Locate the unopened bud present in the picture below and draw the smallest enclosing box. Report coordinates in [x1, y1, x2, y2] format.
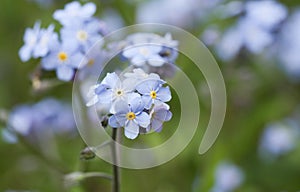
[80, 147, 96, 160]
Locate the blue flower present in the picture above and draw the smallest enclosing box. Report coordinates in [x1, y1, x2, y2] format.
[86, 72, 135, 113]
[212, 162, 244, 192]
[33, 24, 58, 58]
[19, 22, 58, 62]
[122, 44, 165, 67]
[8, 105, 33, 135]
[124, 68, 160, 82]
[148, 104, 172, 132]
[60, 19, 104, 53]
[19, 21, 41, 62]
[7, 99, 76, 137]
[53, 1, 96, 26]
[41, 38, 84, 81]
[108, 95, 150, 139]
[136, 79, 171, 109]
[259, 121, 299, 157]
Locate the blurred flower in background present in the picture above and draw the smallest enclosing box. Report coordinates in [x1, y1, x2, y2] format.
[211, 162, 244, 192]
[259, 120, 300, 158]
[214, 0, 287, 61]
[277, 9, 300, 79]
[4, 98, 76, 143]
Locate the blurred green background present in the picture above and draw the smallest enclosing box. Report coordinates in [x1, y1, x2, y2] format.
[1, 0, 300, 192]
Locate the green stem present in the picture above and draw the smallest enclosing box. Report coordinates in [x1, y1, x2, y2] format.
[111, 128, 120, 192]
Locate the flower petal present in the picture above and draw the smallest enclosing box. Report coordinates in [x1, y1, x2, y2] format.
[124, 120, 139, 139]
[157, 86, 171, 102]
[56, 66, 74, 81]
[136, 112, 150, 128]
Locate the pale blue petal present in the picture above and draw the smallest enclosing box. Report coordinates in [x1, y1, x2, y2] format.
[129, 96, 144, 113]
[102, 72, 119, 88]
[136, 80, 159, 95]
[56, 66, 74, 81]
[151, 119, 163, 132]
[86, 95, 99, 107]
[122, 46, 140, 58]
[157, 86, 171, 102]
[131, 55, 146, 66]
[155, 109, 172, 122]
[148, 45, 162, 53]
[81, 2, 97, 17]
[98, 90, 113, 104]
[148, 55, 165, 66]
[124, 120, 139, 139]
[114, 114, 127, 127]
[109, 115, 122, 128]
[19, 45, 32, 62]
[70, 52, 84, 69]
[136, 112, 150, 128]
[122, 78, 138, 92]
[41, 53, 59, 70]
[142, 95, 153, 109]
[111, 100, 129, 114]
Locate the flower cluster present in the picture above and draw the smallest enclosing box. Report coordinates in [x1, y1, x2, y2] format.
[87, 68, 172, 139]
[106, 33, 178, 78]
[203, 0, 288, 61]
[19, 1, 106, 81]
[4, 98, 75, 142]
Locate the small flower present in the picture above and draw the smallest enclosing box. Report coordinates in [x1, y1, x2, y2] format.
[108, 95, 150, 139]
[122, 44, 165, 67]
[33, 24, 58, 58]
[7, 98, 75, 136]
[8, 105, 33, 135]
[60, 19, 104, 53]
[136, 79, 171, 109]
[147, 104, 172, 132]
[53, 1, 96, 26]
[212, 162, 244, 192]
[41, 39, 84, 81]
[86, 72, 135, 113]
[124, 68, 160, 82]
[19, 21, 41, 62]
[259, 121, 299, 157]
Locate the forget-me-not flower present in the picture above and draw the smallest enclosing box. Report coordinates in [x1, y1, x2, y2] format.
[7, 98, 76, 136]
[86, 72, 135, 113]
[19, 21, 41, 62]
[108, 95, 150, 139]
[41, 38, 84, 81]
[212, 162, 244, 192]
[122, 44, 165, 67]
[259, 121, 299, 157]
[60, 19, 103, 53]
[124, 68, 160, 83]
[215, 0, 287, 61]
[147, 104, 172, 132]
[136, 79, 171, 109]
[33, 24, 58, 58]
[53, 1, 96, 26]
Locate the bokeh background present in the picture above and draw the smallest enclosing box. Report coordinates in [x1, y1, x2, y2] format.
[1, 0, 300, 191]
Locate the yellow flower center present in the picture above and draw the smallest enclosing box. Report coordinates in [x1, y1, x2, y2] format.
[126, 112, 136, 120]
[139, 47, 149, 56]
[88, 59, 95, 66]
[150, 91, 157, 99]
[58, 52, 68, 62]
[116, 90, 123, 96]
[76, 30, 88, 42]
